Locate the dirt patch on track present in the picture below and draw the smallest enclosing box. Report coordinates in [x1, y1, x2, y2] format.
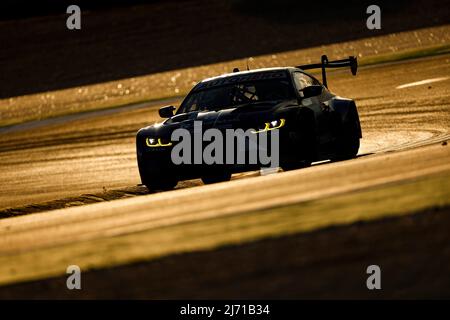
[0, 185, 149, 219]
[0, 172, 260, 218]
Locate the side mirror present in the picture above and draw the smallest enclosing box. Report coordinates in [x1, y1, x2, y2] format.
[300, 85, 323, 98]
[159, 105, 176, 118]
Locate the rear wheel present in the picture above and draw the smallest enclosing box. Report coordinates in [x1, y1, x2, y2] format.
[333, 135, 360, 161]
[332, 106, 361, 161]
[201, 172, 232, 185]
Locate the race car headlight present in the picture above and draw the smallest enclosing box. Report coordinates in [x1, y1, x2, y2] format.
[268, 119, 285, 129]
[252, 118, 285, 133]
[145, 137, 172, 147]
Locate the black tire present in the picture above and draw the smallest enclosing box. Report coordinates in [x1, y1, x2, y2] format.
[281, 109, 315, 171]
[143, 175, 178, 191]
[201, 172, 232, 185]
[332, 102, 361, 161]
[281, 160, 311, 171]
[137, 154, 178, 191]
[333, 135, 360, 161]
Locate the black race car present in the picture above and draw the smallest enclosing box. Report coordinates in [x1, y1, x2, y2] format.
[136, 55, 362, 190]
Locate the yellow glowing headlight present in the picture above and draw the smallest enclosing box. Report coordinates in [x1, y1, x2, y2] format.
[252, 118, 285, 133]
[145, 137, 172, 147]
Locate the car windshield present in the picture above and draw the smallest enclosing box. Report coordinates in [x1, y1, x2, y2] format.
[178, 78, 295, 113]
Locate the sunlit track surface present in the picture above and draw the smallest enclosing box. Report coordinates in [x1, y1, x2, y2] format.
[0, 55, 449, 294]
[0, 142, 449, 292]
[0, 55, 449, 211]
[0, 144, 449, 254]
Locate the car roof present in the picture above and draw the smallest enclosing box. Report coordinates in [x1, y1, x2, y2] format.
[193, 67, 301, 91]
[200, 67, 297, 83]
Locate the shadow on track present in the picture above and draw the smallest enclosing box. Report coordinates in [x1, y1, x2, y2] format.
[1, 0, 449, 98]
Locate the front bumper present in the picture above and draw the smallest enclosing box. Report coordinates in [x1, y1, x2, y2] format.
[136, 124, 309, 181]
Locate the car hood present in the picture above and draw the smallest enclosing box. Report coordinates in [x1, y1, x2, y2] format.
[138, 100, 296, 137]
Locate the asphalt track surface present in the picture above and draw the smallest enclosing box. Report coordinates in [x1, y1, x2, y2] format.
[1, 55, 449, 210]
[0, 55, 449, 298]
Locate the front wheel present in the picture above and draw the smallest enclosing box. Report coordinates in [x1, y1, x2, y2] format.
[140, 170, 178, 191]
[201, 172, 232, 185]
[281, 160, 311, 171]
[281, 110, 315, 172]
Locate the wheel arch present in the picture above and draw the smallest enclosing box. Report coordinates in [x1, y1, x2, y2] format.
[330, 97, 362, 138]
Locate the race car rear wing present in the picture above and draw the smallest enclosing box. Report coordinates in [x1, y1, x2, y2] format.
[297, 55, 357, 88]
